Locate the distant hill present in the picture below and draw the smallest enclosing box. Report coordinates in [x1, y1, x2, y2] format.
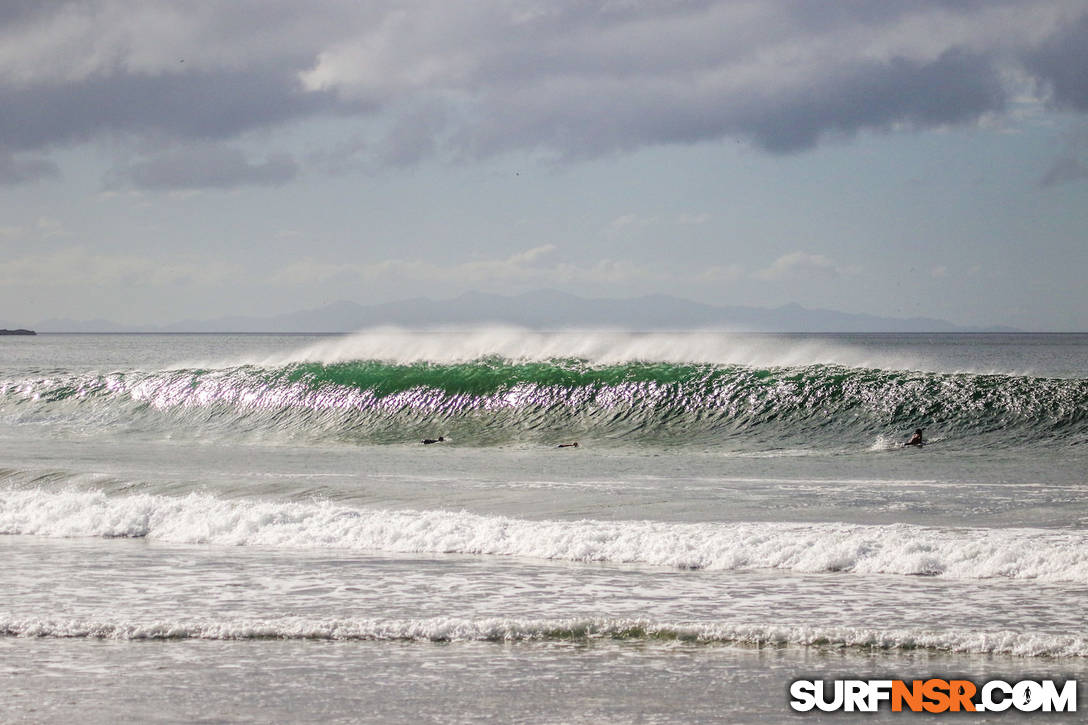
[31, 290, 1017, 333]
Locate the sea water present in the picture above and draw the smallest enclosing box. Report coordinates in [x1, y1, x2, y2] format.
[1, 331, 1086, 723]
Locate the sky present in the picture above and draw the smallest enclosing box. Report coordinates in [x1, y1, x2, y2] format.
[1, 0, 1087, 330]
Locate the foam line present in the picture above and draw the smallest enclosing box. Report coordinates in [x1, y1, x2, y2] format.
[2, 615, 1084, 657]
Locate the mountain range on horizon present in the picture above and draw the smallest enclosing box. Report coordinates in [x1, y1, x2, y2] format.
[13, 290, 1018, 333]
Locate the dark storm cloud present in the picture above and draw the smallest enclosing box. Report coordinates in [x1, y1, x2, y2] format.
[0, 67, 340, 151]
[112, 146, 298, 190]
[738, 49, 1007, 153]
[454, 49, 1006, 158]
[3, 0, 1088, 181]
[1022, 14, 1088, 111]
[0, 0, 53, 25]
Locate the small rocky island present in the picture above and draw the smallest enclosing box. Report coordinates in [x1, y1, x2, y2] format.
[0, 329, 36, 335]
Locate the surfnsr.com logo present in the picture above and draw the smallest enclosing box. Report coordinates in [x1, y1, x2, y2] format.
[789, 679, 1077, 713]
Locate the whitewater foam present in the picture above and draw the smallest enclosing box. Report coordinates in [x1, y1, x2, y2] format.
[2, 615, 1083, 657]
[3, 489, 1087, 583]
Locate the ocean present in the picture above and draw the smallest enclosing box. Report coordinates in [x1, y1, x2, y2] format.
[1, 330, 1086, 723]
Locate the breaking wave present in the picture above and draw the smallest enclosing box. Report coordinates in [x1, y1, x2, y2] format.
[1, 355, 1085, 448]
[3, 489, 1087, 583]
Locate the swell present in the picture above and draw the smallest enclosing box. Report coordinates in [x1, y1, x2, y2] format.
[3, 489, 1087, 583]
[1, 359, 1085, 447]
[2, 616, 1084, 657]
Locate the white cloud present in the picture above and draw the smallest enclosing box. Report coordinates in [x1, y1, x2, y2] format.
[754, 251, 860, 281]
[35, 216, 65, 238]
[267, 258, 349, 286]
[699, 264, 745, 282]
[606, 214, 659, 236]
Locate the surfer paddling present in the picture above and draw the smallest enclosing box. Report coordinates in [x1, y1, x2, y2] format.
[904, 428, 924, 447]
[556, 442, 579, 448]
[421, 436, 445, 444]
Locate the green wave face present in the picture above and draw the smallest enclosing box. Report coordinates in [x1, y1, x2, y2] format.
[284, 358, 698, 396]
[2, 359, 1086, 448]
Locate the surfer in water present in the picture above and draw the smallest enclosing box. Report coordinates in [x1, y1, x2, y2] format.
[422, 436, 445, 444]
[556, 442, 579, 448]
[904, 428, 924, 447]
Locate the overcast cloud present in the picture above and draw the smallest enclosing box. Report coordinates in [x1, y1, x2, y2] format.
[2, 1, 1087, 186]
[1, 1, 1087, 330]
